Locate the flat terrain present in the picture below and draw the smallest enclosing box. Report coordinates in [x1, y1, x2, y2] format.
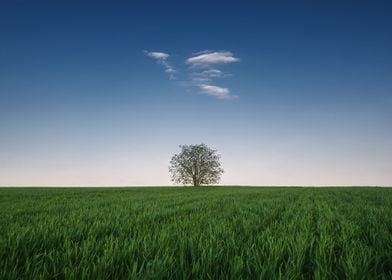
[1, 187, 391, 279]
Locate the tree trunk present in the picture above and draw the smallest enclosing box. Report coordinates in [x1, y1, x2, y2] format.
[193, 175, 197, 186]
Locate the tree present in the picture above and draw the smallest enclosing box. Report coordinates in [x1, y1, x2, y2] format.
[169, 143, 224, 186]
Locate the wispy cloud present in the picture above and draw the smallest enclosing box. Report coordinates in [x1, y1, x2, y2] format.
[144, 50, 239, 99]
[186, 51, 239, 67]
[145, 51, 169, 60]
[190, 68, 231, 82]
[202, 69, 224, 77]
[144, 51, 176, 79]
[186, 51, 239, 99]
[199, 84, 234, 99]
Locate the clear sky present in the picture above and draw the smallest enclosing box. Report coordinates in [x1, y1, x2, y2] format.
[1, 1, 391, 186]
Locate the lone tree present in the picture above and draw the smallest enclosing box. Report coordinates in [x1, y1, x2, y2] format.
[169, 144, 224, 186]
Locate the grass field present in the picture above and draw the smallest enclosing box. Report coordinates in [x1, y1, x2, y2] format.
[1, 187, 391, 279]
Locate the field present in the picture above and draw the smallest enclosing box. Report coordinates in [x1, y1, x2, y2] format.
[1, 187, 391, 279]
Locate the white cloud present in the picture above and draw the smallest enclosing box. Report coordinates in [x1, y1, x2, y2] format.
[186, 51, 239, 99]
[191, 77, 210, 83]
[186, 51, 240, 99]
[144, 50, 240, 99]
[199, 84, 234, 99]
[186, 51, 239, 67]
[191, 50, 213, 55]
[190, 68, 226, 83]
[165, 67, 175, 73]
[145, 51, 169, 60]
[203, 69, 223, 77]
[144, 51, 176, 79]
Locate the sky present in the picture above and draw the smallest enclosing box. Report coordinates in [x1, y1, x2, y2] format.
[0, 0, 391, 186]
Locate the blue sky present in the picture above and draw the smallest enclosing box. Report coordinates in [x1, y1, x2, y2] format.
[1, 0, 391, 186]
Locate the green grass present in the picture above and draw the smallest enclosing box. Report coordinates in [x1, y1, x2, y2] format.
[1, 187, 392, 279]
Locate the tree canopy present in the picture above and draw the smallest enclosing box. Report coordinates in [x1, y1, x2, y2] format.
[169, 144, 224, 186]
